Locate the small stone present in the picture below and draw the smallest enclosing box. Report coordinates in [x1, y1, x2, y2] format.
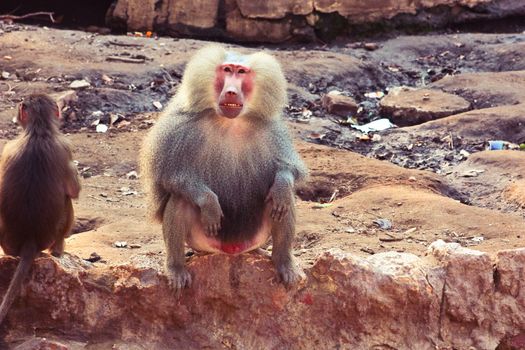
[85, 252, 102, 263]
[1, 71, 10, 79]
[102, 74, 114, 84]
[126, 170, 139, 180]
[69, 79, 91, 89]
[364, 42, 379, 51]
[81, 170, 93, 178]
[360, 247, 375, 254]
[321, 91, 358, 116]
[114, 241, 128, 248]
[53, 90, 78, 111]
[379, 234, 403, 242]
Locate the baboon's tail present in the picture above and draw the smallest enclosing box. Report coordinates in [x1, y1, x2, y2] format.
[0, 240, 37, 325]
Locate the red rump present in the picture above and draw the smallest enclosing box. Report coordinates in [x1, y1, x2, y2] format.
[220, 242, 247, 254]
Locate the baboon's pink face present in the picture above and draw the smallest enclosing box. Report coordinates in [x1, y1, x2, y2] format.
[214, 62, 254, 119]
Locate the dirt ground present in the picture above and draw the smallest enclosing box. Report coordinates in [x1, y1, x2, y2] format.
[0, 22, 524, 272]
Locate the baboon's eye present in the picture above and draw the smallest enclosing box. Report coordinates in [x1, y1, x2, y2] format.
[238, 68, 246, 74]
[224, 66, 232, 73]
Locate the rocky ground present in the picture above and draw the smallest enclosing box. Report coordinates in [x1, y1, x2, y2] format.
[0, 22, 525, 349]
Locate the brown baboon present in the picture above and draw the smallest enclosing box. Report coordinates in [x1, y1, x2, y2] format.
[140, 46, 307, 290]
[0, 94, 80, 325]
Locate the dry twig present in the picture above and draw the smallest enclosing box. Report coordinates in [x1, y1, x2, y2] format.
[108, 40, 144, 48]
[0, 11, 56, 23]
[106, 56, 145, 64]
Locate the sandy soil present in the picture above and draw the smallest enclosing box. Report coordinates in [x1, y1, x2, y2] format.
[0, 23, 524, 272]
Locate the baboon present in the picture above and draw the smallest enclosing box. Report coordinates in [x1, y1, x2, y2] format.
[0, 94, 80, 325]
[140, 46, 307, 290]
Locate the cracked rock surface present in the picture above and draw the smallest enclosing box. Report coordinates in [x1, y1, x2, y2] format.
[2, 241, 525, 349]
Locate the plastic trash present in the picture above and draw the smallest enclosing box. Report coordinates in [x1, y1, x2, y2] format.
[488, 140, 504, 150]
[351, 118, 396, 133]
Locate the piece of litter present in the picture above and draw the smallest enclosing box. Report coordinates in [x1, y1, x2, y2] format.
[373, 218, 392, 230]
[460, 169, 485, 178]
[302, 108, 313, 118]
[110, 113, 123, 126]
[364, 91, 384, 99]
[351, 118, 396, 133]
[459, 150, 470, 158]
[312, 203, 333, 209]
[122, 190, 138, 196]
[471, 236, 484, 243]
[96, 124, 108, 133]
[91, 111, 104, 118]
[153, 101, 163, 110]
[488, 140, 504, 150]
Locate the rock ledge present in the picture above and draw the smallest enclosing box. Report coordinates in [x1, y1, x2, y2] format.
[1, 240, 525, 349]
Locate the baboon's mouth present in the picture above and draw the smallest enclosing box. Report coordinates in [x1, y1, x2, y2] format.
[219, 101, 244, 118]
[220, 103, 243, 108]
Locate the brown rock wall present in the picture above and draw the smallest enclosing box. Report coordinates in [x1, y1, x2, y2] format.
[107, 0, 525, 42]
[3, 242, 525, 348]
[236, 0, 314, 19]
[314, 0, 491, 19]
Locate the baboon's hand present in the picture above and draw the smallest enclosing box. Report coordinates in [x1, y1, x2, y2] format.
[266, 178, 293, 222]
[276, 261, 305, 286]
[198, 191, 224, 237]
[166, 265, 192, 293]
